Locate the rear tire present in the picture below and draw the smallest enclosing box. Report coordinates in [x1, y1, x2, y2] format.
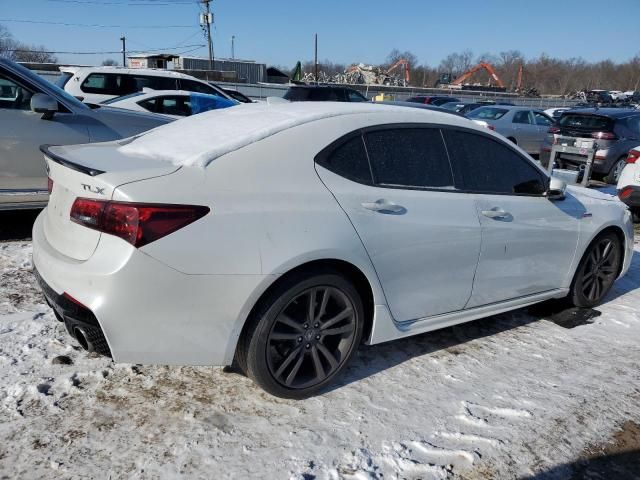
[603, 158, 626, 184]
[237, 268, 364, 399]
[568, 232, 622, 308]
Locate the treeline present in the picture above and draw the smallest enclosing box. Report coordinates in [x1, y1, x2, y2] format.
[297, 49, 640, 95]
[0, 25, 57, 63]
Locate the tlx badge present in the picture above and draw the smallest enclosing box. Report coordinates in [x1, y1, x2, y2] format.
[81, 184, 105, 195]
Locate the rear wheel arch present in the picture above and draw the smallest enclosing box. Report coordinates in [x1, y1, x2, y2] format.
[235, 259, 375, 366]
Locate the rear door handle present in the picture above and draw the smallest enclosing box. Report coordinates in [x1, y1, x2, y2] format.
[362, 199, 405, 214]
[481, 207, 511, 219]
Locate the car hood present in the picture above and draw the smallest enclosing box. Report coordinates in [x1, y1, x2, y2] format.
[567, 185, 618, 203]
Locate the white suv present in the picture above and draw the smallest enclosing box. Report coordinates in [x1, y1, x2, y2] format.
[57, 66, 231, 104]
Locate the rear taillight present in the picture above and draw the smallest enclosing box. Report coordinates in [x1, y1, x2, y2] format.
[619, 187, 633, 200]
[547, 126, 561, 134]
[626, 149, 640, 164]
[47, 177, 53, 194]
[70, 198, 209, 248]
[590, 131, 617, 140]
[486, 124, 495, 131]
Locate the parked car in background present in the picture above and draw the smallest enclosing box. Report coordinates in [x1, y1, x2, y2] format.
[540, 108, 640, 184]
[544, 107, 572, 120]
[33, 102, 633, 399]
[405, 95, 460, 106]
[380, 101, 464, 116]
[617, 146, 640, 220]
[102, 90, 238, 118]
[57, 66, 233, 104]
[467, 105, 555, 154]
[221, 88, 254, 103]
[283, 85, 368, 102]
[609, 91, 628, 102]
[0, 58, 172, 211]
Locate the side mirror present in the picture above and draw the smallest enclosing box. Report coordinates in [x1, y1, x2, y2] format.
[547, 176, 567, 201]
[31, 93, 58, 120]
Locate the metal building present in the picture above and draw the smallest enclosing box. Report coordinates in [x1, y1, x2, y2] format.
[175, 57, 267, 84]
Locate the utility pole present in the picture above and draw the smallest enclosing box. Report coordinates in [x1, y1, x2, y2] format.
[231, 35, 235, 59]
[314, 33, 318, 83]
[120, 36, 126, 67]
[200, 0, 214, 71]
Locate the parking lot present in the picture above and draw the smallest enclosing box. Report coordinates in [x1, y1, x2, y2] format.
[1, 212, 639, 479]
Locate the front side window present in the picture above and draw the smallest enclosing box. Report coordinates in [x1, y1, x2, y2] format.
[365, 128, 454, 189]
[443, 129, 546, 195]
[316, 135, 372, 184]
[0, 73, 36, 110]
[468, 107, 508, 120]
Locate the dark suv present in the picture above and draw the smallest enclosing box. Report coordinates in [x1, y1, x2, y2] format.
[406, 95, 461, 106]
[283, 85, 368, 102]
[539, 108, 640, 184]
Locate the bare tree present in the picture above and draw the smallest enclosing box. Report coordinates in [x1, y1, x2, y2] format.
[0, 24, 57, 63]
[102, 58, 118, 66]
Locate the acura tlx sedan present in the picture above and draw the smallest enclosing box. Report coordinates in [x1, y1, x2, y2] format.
[33, 102, 634, 398]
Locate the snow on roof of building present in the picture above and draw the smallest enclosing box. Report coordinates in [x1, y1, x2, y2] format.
[116, 101, 455, 168]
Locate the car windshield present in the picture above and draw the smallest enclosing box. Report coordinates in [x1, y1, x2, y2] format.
[468, 107, 508, 120]
[7, 62, 90, 110]
[102, 92, 146, 105]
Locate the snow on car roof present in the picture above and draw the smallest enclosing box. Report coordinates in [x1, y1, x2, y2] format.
[117, 101, 460, 168]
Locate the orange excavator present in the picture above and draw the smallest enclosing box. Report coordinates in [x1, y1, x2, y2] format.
[450, 62, 506, 90]
[386, 58, 411, 85]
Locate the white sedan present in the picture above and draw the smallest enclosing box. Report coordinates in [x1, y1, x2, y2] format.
[33, 102, 634, 398]
[102, 89, 238, 118]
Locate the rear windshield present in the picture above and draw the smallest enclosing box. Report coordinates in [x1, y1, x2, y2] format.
[468, 107, 508, 120]
[284, 88, 340, 101]
[559, 114, 614, 131]
[55, 72, 73, 89]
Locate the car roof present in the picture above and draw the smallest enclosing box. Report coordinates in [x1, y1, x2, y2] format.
[288, 84, 352, 90]
[58, 65, 204, 80]
[380, 101, 464, 116]
[116, 101, 477, 168]
[565, 107, 640, 118]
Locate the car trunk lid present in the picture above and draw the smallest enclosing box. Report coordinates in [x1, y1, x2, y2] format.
[41, 143, 180, 260]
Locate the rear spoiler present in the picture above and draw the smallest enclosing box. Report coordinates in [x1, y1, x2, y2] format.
[40, 144, 105, 177]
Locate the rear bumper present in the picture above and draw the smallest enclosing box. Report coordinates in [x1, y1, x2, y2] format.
[32, 210, 274, 366]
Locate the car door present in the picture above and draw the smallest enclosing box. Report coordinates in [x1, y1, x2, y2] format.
[315, 126, 481, 322]
[442, 128, 582, 307]
[511, 110, 538, 152]
[533, 111, 555, 150]
[0, 68, 91, 207]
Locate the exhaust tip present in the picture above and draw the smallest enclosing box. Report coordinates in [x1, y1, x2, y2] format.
[73, 326, 94, 352]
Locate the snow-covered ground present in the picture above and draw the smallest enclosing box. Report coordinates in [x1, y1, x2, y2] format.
[1, 237, 639, 479]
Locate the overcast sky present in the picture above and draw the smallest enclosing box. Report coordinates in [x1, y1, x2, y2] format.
[2, 0, 639, 68]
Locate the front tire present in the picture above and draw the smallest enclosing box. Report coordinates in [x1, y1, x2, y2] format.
[569, 232, 622, 308]
[237, 269, 364, 399]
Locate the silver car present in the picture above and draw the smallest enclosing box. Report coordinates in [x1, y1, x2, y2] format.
[0, 58, 172, 211]
[467, 105, 555, 155]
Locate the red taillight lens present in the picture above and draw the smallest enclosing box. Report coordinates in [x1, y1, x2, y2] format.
[626, 149, 640, 164]
[70, 198, 209, 248]
[590, 131, 617, 140]
[619, 187, 633, 200]
[47, 177, 53, 194]
[547, 126, 561, 134]
[486, 124, 495, 131]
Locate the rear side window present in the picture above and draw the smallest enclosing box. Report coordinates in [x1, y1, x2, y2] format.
[347, 89, 367, 102]
[133, 76, 178, 91]
[512, 110, 532, 124]
[308, 89, 340, 101]
[317, 135, 372, 184]
[534, 112, 554, 126]
[81, 73, 122, 95]
[365, 128, 454, 189]
[180, 79, 216, 94]
[283, 88, 309, 101]
[443, 129, 546, 195]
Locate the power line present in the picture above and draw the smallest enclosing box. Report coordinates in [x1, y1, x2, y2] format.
[46, 0, 196, 4]
[4, 44, 205, 55]
[0, 18, 194, 29]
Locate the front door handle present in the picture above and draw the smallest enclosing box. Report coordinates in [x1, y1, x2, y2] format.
[481, 207, 511, 219]
[362, 199, 405, 214]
